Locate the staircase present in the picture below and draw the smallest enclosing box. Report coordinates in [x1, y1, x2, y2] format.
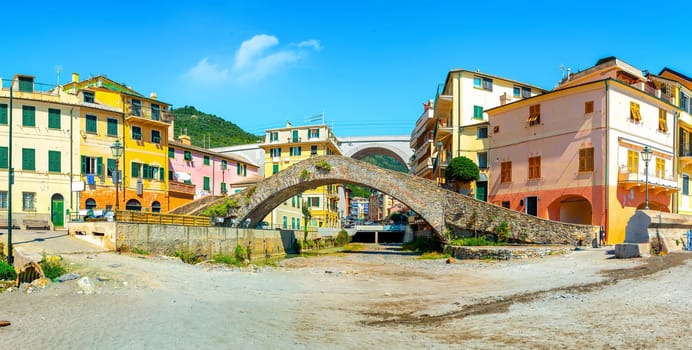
[168, 195, 225, 216]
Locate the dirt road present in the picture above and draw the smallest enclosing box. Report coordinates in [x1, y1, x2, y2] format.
[1, 244, 690, 349]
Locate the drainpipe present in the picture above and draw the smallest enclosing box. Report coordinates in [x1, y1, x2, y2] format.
[672, 111, 679, 213]
[457, 72, 462, 157]
[70, 108, 74, 212]
[604, 80, 610, 241]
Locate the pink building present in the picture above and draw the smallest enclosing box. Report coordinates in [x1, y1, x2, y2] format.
[486, 57, 678, 244]
[168, 136, 261, 200]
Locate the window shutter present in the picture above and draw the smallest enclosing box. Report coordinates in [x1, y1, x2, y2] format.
[0, 147, 7, 169]
[316, 197, 320, 207]
[132, 162, 140, 177]
[159, 167, 165, 180]
[243, 165, 247, 176]
[142, 164, 150, 179]
[81, 156, 87, 174]
[95, 157, 103, 175]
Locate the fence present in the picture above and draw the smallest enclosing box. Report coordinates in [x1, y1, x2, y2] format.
[116, 211, 211, 226]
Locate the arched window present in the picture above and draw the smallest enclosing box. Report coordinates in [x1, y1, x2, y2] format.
[85, 198, 97, 209]
[125, 199, 142, 211]
[151, 201, 161, 213]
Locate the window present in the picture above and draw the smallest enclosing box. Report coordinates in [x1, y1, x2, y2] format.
[22, 192, 35, 211]
[528, 156, 541, 179]
[203, 176, 210, 191]
[528, 104, 540, 126]
[473, 105, 483, 119]
[107, 118, 118, 136]
[292, 130, 299, 142]
[48, 108, 61, 129]
[501, 201, 510, 209]
[482, 77, 493, 91]
[0, 104, 7, 124]
[107, 158, 118, 180]
[684, 174, 690, 196]
[309, 128, 320, 139]
[22, 148, 35, 171]
[308, 197, 320, 207]
[655, 158, 665, 178]
[292, 196, 296, 207]
[585, 101, 594, 114]
[311, 145, 318, 155]
[168, 170, 173, 181]
[579, 148, 594, 172]
[85, 114, 97, 133]
[83, 91, 95, 104]
[151, 130, 161, 144]
[521, 87, 531, 98]
[627, 150, 639, 174]
[270, 148, 281, 158]
[237, 163, 247, 176]
[152, 201, 161, 213]
[220, 182, 227, 193]
[151, 104, 160, 120]
[132, 126, 142, 140]
[290, 146, 301, 156]
[270, 132, 279, 142]
[184, 150, 192, 160]
[658, 109, 668, 132]
[473, 76, 482, 88]
[477, 152, 488, 169]
[82, 156, 103, 175]
[203, 155, 210, 165]
[48, 150, 61, 172]
[140, 164, 164, 180]
[477, 126, 488, 139]
[131, 162, 141, 177]
[131, 99, 142, 116]
[513, 86, 521, 98]
[166, 147, 174, 159]
[22, 106, 36, 127]
[221, 160, 227, 169]
[630, 101, 641, 122]
[85, 198, 97, 209]
[682, 93, 689, 113]
[0, 191, 7, 209]
[272, 164, 279, 174]
[0, 146, 7, 169]
[501, 161, 512, 183]
[18, 77, 33, 92]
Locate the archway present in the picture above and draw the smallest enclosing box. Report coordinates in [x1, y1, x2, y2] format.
[126, 199, 142, 211]
[151, 201, 161, 213]
[51, 194, 64, 227]
[85, 198, 97, 210]
[547, 195, 592, 225]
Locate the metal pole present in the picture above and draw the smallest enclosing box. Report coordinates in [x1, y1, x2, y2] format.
[115, 159, 119, 211]
[7, 82, 13, 264]
[644, 160, 649, 210]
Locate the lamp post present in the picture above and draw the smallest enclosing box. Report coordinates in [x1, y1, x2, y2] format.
[110, 140, 124, 211]
[641, 145, 653, 210]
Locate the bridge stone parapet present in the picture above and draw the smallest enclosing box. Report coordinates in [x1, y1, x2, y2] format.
[190, 156, 597, 244]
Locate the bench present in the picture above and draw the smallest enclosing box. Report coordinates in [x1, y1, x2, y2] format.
[24, 219, 51, 230]
[0, 218, 19, 229]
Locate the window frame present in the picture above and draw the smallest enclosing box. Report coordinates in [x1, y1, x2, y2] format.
[85, 114, 98, 133]
[48, 150, 61, 172]
[627, 150, 639, 174]
[579, 147, 594, 172]
[22, 148, 36, 171]
[528, 156, 541, 179]
[0, 103, 7, 125]
[477, 152, 488, 169]
[131, 126, 142, 141]
[658, 108, 668, 132]
[528, 104, 541, 126]
[473, 105, 483, 119]
[22, 105, 36, 127]
[83, 91, 95, 104]
[151, 130, 161, 144]
[107, 118, 118, 137]
[630, 101, 642, 122]
[477, 126, 488, 139]
[585, 101, 594, 114]
[500, 161, 512, 183]
[48, 108, 61, 129]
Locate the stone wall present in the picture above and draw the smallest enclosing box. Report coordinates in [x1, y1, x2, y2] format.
[445, 245, 573, 260]
[622, 210, 692, 256]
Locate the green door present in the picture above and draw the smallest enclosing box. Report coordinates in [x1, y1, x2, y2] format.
[475, 181, 488, 202]
[51, 195, 64, 227]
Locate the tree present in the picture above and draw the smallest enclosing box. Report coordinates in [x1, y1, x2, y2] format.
[302, 201, 312, 241]
[445, 156, 480, 183]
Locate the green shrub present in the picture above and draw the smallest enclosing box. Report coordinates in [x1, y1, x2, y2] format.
[300, 169, 310, 180]
[40, 258, 66, 280]
[335, 230, 350, 246]
[132, 247, 149, 255]
[402, 236, 441, 253]
[496, 221, 510, 242]
[175, 250, 201, 264]
[0, 259, 16, 280]
[234, 244, 247, 261]
[448, 236, 498, 246]
[213, 254, 240, 266]
[315, 160, 332, 171]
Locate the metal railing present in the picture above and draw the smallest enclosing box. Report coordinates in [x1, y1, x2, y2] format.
[125, 103, 172, 123]
[116, 211, 211, 226]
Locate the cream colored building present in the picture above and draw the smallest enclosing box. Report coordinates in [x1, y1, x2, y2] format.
[259, 122, 343, 230]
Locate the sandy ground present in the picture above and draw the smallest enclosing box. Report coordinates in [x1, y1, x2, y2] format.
[1, 242, 691, 349]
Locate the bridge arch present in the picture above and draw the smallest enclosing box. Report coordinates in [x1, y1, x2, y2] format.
[228, 155, 445, 235]
[337, 136, 412, 170]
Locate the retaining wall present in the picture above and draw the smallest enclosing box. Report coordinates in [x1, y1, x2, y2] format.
[444, 245, 574, 260]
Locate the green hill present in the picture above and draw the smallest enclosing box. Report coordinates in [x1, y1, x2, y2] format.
[170, 106, 261, 148]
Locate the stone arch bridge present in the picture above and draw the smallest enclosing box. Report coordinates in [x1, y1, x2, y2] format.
[190, 156, 595, 244]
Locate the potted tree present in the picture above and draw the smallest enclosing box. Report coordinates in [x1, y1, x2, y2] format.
[444, 156, 480, 194]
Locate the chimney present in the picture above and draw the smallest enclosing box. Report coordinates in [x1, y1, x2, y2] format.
[178, 135, 192, 145]
[72, 72, 79, 83]
[150, 92, 157, 99]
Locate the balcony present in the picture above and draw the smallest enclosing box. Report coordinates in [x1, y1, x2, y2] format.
[125, 103, 172, 127]
[617, 166, 678, 194]
[169, 181, 196, 195]
[680, 144, 692, 169]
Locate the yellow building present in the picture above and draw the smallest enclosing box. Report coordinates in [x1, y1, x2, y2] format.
[0, 75, 80, 228]
[62, 74, 173, 212]
[259, 122, 342, 230]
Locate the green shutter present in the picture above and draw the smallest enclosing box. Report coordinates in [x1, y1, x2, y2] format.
[272, 164, 279, 174]
[474, 105, 483, 119]
[22, 148, 35, 171]
[315, 197, 320, 207]
[18, 77, 33, 92]
[48, 151, 61, 172]
[86, 115, 97, 132]
[168, 170, 173, 180]
[168, 147, 175, 158]
[292, 197, 295, 207]
[142, 164, 150, 179]
[22, 106, 35, 127]
[0, 104, 8, 124]
[48, 108, 61, 129]
[96, 157, 103, 175]
[220, 182, 227, 193]
[107, 119, 118, 136]
[0, 147, 7, 168]
[243, 165, 247, 176]
[292, 130, 299, 142]
[203, 177, 210, 190]
[107, 158, 116, 176]
[81, 156, 87, 174]
[159, 166, 165, 180]
[237, 163, 241, 175]
[316, 129, 320, 137]
[132, 162, 140, 177]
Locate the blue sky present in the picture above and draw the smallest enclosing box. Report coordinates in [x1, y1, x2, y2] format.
[3, 1, 692, 137]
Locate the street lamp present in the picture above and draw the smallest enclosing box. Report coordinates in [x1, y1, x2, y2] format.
[110, 140, 124, 211]
[641, 145, 653, 210]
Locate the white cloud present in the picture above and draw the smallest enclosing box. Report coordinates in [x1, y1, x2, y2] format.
[182, 58, 228, 85]
[233, 34, 280, 71]
[182, 34, 321, 85]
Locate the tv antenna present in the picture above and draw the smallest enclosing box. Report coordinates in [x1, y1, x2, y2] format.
[56, 65, 62, 86]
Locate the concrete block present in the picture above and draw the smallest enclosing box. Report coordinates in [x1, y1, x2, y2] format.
[615, 243, 647, 258]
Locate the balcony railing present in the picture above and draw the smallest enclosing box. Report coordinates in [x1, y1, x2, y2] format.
[617, 166, 678, 191]
[126, 103, 172, 123]
[169, 181, 196, 195]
